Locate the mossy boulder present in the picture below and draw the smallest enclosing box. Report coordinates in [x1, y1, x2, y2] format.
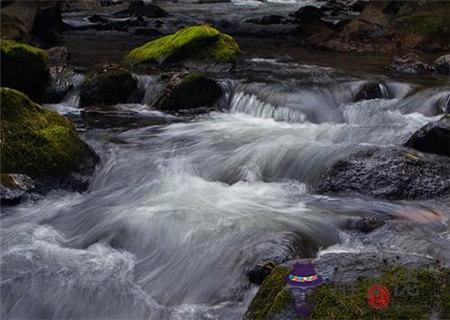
[0, 40, 49, 98]
[80, 64, 138, 107]
[245, 266, 292, 320]
[245, 262, 449, 320]
[0, 88, 98, 189]
[124, 25, 240, 71]
[308, 267, 449, 319]
[153, 72, 223, 111]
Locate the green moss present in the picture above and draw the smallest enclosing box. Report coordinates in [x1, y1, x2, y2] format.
[0, 40, 49, 98]
[245, 266, 292, 320]
[245, 266, 449, 320]
[0, 87, 90, 178]
[307, 267, 449, 320]
[124, 25, 239, 68]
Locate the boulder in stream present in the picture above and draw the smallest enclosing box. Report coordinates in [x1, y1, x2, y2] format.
[80, 64, 138, 107]
[315, 146, 450, 200]
[1, 40, 49, 98]
[153, 72, 224, 112]
[0, 88, 99, 193]
[387, 54, 435, 75]
[124, 25, 240, 71]
[128, 1, 170, 18]
[405, 115, 450, 157]
[244, 252, 449, 320]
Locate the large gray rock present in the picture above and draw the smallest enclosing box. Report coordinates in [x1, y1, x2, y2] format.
[315, 146, 450, 200]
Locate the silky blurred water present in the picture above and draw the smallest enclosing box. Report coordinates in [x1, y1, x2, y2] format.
[1, 58, 449, 320]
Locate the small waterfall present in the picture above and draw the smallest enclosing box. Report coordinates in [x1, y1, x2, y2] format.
[135, 74, 166, 106]
[230, 91, 307, 122]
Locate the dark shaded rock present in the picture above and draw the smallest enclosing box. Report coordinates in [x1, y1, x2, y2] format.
[247, 262, 276, 285]
[133, 27, 162, 37]
[405, 115, 450, 157]
[0, 174, 35, 206]
[46, 46, 70, 65]
[354, 82, 385, 101]
[246, 15, 285, 25]
[388, 54, 435, 74]
[341, 216, 385, 233]
[434, 54, 450, 75]
[128, 1, 169, 18]
[81, 109, 178, 129]
[0, 88, 99, 193]
[45, 65, 77, 103]
[87, 14, 107, 23]
[290, 6, 322, 23]
[80, 64, 138, 107]
[153, 72, 223, 112]
[315, 146, 450, 200]
[0, 40, 49, 99]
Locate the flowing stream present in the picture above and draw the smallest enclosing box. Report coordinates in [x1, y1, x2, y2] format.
[2, 42, 450, 319]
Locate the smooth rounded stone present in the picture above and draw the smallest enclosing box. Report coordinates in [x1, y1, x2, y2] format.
[1, 88, 99, 192]
[247, 262, 276, 285]
[341, 216, 385, 233]
[153, 72, 224, 112]
[290, 6, 322, 23]
[0, 40, 49, 98]
[315, 146, 450, 200]
[128, 1, 170, 18]
[405, 115, 450, 157]
[434, 54, 450, 75]
[388, 54, 435, 74]
[353, 82, 385, 101]
[0, 174, 35, 206]
[80, 64, 138, 107]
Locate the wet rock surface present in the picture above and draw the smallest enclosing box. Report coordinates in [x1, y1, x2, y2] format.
[315, 146, 450, 200]
[434, 54, 450, 75]
[80, 63, 138, 107]
[0, 174, 36, 206]
[153, 72, 224, 112]
[388, 54, 435, 75]
[405, 115, 450, 157]
[341, 216, 385, 234]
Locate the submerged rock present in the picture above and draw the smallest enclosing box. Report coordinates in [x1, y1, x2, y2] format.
[0, 40, 49, 98]
[388, 54, 435, 74]
[153, 72, 224, 112]
[405, 115, 450, 157]
[315, 147, 450, 200]
[124, 25, 240, 71]
[246, 15, 285, 25]
[341, 216, 385, 233]
[80, 64, 138, 107]
[0, 174, 35, 206]
[434, 54, 450, 75]
[0, 88, 98, 192]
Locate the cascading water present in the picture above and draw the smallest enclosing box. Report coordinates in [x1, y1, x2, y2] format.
[1, 57, 449, 320]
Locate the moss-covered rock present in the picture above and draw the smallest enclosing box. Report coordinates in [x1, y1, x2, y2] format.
[124, 25, 239, 71]
[80, 64, 138, 107]
[308, 267, 449, 319]
[153, 72, 223, 111]
[0, 87, 98, 186]
[245, 265, 449, 320]
[245, 266, 292, 320]
[0, 40, 49, 98]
